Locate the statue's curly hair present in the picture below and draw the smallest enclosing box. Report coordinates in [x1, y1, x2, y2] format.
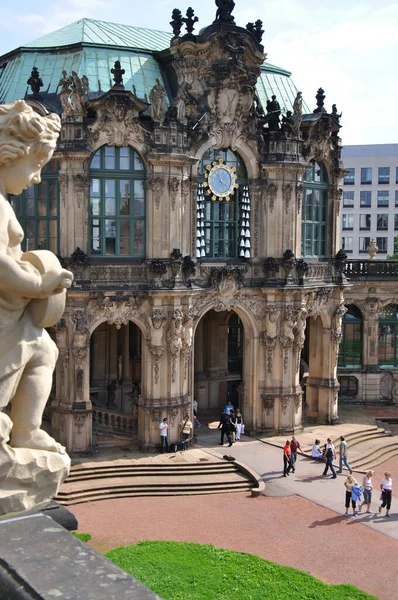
[0, 100, 61, 167]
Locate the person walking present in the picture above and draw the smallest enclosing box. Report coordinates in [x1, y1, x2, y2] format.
[159, 417, 169, 453]
[323, 437, 337, 479]
[218, 410, 233, 446]
[224, 401, 234, 415]
[290, 435, 303, 473]
[229, 411, 237, 442]
[379, 472, 393, 517]
[359, 470, 374, 513]
[283, 440, 293, 477]
[338, 436, 352, 473]
[344, 472, 358, 516]
[235, 409, 244, 440]
[180, 414, 192, 451]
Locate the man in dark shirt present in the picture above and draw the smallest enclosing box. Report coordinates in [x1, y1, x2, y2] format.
[290, 435, 303, 473]
[218, 410, 233, 446]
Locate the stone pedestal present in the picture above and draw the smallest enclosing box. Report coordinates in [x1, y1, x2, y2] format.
[0, 413, 70, 516]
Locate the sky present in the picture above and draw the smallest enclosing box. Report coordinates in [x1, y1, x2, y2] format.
[0, 0, 397, 145]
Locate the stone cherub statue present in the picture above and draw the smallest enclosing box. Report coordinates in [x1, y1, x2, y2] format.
[0, 100, 73, 514]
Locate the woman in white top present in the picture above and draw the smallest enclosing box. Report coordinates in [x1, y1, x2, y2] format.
[379, 472, 393, 517]
[312, 439, 323, 459]
[359, 470, 374, 513]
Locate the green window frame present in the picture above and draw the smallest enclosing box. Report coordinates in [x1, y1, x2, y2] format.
[379, 304, 398, 368]
[89, 146, 146, 257]
[302, 162, 328, 257]
[338, 376, 358, 398]
[197, 148, 248, 259]
[338, 305, 362, 368]
[9, 159, 60, 254]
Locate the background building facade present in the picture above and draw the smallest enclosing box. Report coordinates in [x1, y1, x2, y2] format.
[341, 144, 398, 259]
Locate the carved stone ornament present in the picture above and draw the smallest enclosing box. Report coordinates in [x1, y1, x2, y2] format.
[58, 70, 89, 118]
[259, 331, 277, 374]
[261, 394, 274, 415]
[306, 289, 332, 318]
[166, 309, 184, 382]
[283, 183, 293, 214]
[86, 93, 148, 150]
[296, 183, 303, 214]
[211, 266, 247, 311]
[181, 178, 190, 206]
[280, 396, 289, 416]
[266, 182, 277, 213]
[73, 413, 86, 434]
[294, 394, 302, 414]
[147, 176, 164, 210]
[169, 177, 180, 211]
[170, 28, 264, 152]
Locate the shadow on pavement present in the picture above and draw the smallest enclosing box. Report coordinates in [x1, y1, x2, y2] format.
[309, 514, 347, 527]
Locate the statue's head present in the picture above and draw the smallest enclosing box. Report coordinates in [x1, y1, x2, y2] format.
[0, 100, 61, 194]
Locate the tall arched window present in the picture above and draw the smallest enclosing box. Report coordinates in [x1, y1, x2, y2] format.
[302, 161, 328, 257]
[338, 305, 362, 367]
[89, 146, 145, 257]
[379, 304, 398, 368]
[9, 159, 60, 254]
[196, 148, 249, 258]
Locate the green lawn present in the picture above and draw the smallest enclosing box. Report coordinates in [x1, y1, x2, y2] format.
[105, 541, 377, 600]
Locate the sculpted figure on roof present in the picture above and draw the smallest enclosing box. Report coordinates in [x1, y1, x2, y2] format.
[149, 78, 167, 124]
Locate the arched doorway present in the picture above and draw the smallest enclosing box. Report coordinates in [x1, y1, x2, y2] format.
[194, 309, 243, 421]
[90, 321, 142, 444]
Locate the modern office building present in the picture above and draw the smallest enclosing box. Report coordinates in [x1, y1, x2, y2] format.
[341, 144, 398, 259]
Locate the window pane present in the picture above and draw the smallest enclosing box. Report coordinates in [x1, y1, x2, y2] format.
[134, 220, 145, 255]
[343, 168, 355, 184]
[90, 150, 101, 169]
[378, 166, 390, 184]
[120, 219, 130, 255]
[48, 180, 58, 216]
[104, 147, 116, 170]
[105, 219, 116, 255]
[361, 167, 372, 184]
[25, 220, 35, 251]
[119, 180, 130, 215]
[37, 220, 47, 249]
[38, 182, 47, 216]
[133, 153, 144, 170]
[360, 191, 371, 207]
[343, 191, 354, 207]
[119, 147, 130, 170]
[105, 180, 116, 215]
[90, 219, 101, 255]
[25, 187, 35, 216]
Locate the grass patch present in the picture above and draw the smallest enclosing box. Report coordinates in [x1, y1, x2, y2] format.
[106, 541, 377, 600]
[72, 532, 92, 542]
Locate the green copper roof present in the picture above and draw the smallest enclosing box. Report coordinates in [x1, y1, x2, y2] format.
[24, 18, 172, 52]
[0, 17, 305, 112]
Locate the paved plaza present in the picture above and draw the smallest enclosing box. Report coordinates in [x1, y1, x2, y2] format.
[71, 409, 398, 600]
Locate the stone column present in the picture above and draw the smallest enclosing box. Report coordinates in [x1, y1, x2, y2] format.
[361, 297, 381, 402]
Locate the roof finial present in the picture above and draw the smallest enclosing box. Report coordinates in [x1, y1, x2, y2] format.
[170, 8, 183, 37]
[313, 87, 326, 113]
[27, 67, 43, 97]
[111, 60, 125, 88]
[214, 0, 235, 24]
[182, 7, 198, 35]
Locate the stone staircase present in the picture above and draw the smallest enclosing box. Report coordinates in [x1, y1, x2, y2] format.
[57, 460, 258, 506]
[303, 425, 398, 472]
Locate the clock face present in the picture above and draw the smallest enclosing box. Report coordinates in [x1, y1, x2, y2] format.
[204, 160, 238, 201]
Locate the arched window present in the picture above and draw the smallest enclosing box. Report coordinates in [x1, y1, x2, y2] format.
[379, 304, 398, 368]
[9, 159, 59, 254]
[89, 146, 145, 257]
[338, 305, 362, 367]
[196, 148, 250, 258]
[302, 162, 328, 257]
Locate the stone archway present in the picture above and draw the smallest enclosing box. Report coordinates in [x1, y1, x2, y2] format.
[89, 320, 143, 446]
[192, 300, 258, 429]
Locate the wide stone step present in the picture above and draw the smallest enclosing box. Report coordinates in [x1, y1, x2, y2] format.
[57, 457, 260, 505]
[350, 443, 398, 470]
[59, 484, 254, 506]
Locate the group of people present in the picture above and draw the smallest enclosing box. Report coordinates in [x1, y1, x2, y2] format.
[311, 435, 352, 478]
[283, 436, 304, 476]
[343, 470, 393, 518]
[218, 402, 244, 447]
[158, 414, 192, 453]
